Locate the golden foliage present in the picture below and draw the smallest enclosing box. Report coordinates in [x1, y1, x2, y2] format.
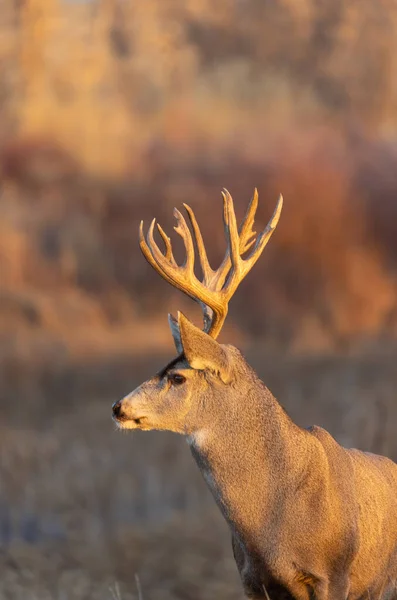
[0, 0, 396, 352]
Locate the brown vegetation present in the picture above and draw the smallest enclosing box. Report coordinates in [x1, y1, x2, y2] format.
[1, 0, 397, 355]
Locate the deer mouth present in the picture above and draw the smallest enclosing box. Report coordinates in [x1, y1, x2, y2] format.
[112, 399, 150, 429]
[114, 415, 148, 430]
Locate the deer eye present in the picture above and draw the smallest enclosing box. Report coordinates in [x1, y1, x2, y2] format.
[168, 373, 186, 385]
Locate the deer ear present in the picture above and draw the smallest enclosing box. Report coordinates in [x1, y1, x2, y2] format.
[176, 312, 230, 383]
[168, 313, 184, 354]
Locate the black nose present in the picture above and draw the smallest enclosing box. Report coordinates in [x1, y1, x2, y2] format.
[112, 400, 122, 418]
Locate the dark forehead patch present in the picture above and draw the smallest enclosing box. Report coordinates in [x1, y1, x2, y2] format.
[157, 353, 187, 378]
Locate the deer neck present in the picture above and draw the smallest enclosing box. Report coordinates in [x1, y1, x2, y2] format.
[187, 382, 309, 541]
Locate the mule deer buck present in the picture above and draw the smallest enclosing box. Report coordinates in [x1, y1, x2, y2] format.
[112, 189, 397, 599]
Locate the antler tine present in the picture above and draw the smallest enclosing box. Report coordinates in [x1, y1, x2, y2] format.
[222, 189, 241, 277]
[241, 193, 283, 276]
[173, 208, 195, 273]
[239, 187, 258, 253]
[183, 203, 215, 284]
[139, 220, 174, 285]
[156, 223, 176, 265]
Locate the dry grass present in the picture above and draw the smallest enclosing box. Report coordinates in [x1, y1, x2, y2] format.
[1, 348, 396, 599]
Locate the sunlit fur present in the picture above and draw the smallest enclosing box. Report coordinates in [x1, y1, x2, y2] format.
[114, 317, 397, 600]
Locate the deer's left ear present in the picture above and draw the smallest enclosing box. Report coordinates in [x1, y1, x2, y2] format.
[169, 312, 230, 383]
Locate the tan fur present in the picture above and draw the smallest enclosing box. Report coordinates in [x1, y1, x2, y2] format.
[113, 321, 397, 600]
[112, 190, 397, 599]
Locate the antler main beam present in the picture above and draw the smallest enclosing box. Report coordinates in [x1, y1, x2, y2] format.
[139, 189, 283, 339]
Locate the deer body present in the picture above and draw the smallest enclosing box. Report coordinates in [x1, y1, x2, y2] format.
[189, 375, 357, 599]
[188, 357, 397, 599]
[112, 190, 397, 599]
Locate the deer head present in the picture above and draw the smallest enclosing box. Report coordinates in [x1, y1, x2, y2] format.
[112, 189, 282, 433]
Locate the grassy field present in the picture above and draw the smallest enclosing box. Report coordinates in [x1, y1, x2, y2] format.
[1, 346, 396, 599]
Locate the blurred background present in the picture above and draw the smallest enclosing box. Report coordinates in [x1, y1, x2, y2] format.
[0, 0, 397, 598]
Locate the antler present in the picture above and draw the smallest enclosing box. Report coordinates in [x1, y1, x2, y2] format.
[139, 189, 283, 339]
